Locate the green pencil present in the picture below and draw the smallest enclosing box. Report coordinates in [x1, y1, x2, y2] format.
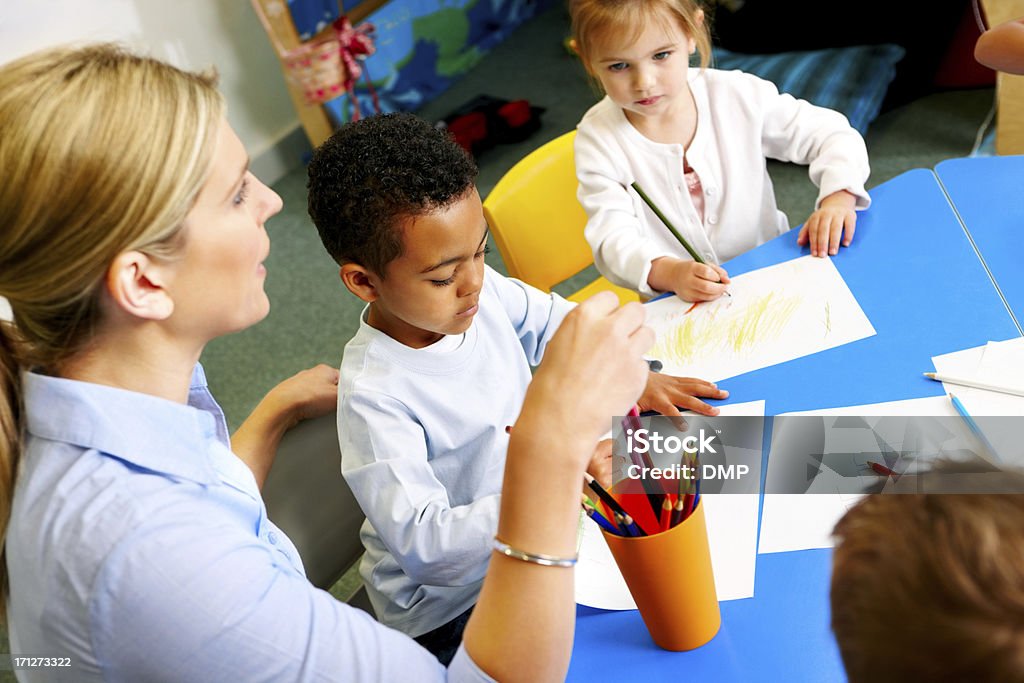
[631, 181, 704, 263]
[631, 181, 731, 297]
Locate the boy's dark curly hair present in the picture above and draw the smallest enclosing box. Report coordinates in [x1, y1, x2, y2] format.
[307, 112, 478, 276]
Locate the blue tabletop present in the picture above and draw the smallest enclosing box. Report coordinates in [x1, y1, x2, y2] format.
[717, 168, 1019, 416]
[935, 155, 1024, 333]
[566, 168, 1019, 682]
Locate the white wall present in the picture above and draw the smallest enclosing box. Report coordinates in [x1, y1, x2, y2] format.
[0, 1, 310, 321]
[0, 0, 302, 179]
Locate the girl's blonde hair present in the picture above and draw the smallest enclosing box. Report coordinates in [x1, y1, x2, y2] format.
[0, 43, 223, 616]
[569, 0, 713, 73]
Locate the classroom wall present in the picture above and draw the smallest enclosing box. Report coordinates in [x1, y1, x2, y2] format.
[0, 0, 304, 183]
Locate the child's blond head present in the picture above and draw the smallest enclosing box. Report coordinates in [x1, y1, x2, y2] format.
[569, 0, 712, 75]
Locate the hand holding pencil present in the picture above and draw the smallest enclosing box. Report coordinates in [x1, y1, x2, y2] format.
[516, 290, 651, 459]
[631, 181, 730, 301]
[480, 291, 655, 682]
[649, 256, 731, 302]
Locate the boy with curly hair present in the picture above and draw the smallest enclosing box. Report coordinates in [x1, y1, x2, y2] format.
[307, 113, 727, 663]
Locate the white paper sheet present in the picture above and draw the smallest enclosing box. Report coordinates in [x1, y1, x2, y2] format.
[575, 401, 764, 608]
[644, 256, 875, 382]
[932, 337, 1024, 467]
[932, 338, 1024, 416]
[758, 396, 959, 554]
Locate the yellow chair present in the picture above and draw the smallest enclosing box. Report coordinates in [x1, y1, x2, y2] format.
[482, 131, 640, 305]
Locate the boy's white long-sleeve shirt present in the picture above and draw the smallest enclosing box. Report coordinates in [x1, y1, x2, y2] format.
[337, 265, 574, 637]
[575, 67, 872, 297]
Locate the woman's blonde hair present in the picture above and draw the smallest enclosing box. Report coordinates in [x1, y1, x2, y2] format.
[569, 0, 713, 75]
[0, 43, 223, 615]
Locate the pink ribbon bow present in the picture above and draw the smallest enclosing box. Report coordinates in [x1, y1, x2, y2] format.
[333, 17, 380, 119]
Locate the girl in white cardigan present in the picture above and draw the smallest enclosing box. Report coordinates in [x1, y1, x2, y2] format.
[570, 0, 872, 301]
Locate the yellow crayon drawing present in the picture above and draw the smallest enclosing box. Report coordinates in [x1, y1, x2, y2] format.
[651, 291, 801, 366]
[642, 255, 875, 382]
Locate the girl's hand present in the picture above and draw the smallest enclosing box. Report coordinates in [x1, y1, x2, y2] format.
[650, 256, 729, 302]
[798, 190, 858, 257]
[672, 260, 730, 302]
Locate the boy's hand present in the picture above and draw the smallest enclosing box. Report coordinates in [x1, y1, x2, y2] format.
[797, 190, 858, 257]
[650, 256, 730, 302]
[584, 438, 614, 491]
[638, 372, 727, 417]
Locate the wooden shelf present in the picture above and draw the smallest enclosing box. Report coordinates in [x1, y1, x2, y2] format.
[252, 0, 392, 148]
[981, 0, 1024, 154]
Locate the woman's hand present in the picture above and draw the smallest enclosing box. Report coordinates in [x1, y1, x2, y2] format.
[264, 363, 340, 429]
[231, 363, 339, 488]
[516, 291, 653, 467]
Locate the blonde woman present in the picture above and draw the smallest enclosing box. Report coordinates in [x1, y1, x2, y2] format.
[0, 45, 652, 682]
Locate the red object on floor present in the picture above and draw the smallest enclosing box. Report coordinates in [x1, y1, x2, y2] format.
[445, 111, 488, 154]
[498, 100, 532, 128]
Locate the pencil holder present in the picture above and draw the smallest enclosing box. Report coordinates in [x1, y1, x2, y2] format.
[601, 500, 720, 651]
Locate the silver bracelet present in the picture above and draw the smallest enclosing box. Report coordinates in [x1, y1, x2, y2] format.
[492, 537, 577, 568]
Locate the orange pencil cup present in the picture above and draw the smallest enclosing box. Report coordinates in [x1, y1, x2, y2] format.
[601, 500, 720, 651]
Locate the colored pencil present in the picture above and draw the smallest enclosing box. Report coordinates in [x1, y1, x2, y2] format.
[867, 460, 899, 477]
[624, 406, 664, 518]
[584, 472, 631, 520]
[677, 452, 690, 498]
[682, 492, 695, 518]
[659, 495, 674, 532]
[631, 181, 730, 296]
[585, 505, 621, 535]
[949, 393, 1002, 463]
[924, 371, 1024, 398]
[669, 496, 686, 528]
[631, 182, 703, 263]
[617, 513, 645, 537]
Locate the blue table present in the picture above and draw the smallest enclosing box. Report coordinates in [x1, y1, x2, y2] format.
[566, 169, 1020, 682]
[935, 155, 1024, 333]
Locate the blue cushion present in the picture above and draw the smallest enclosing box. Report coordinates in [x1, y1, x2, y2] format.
[711, 44, 906, 134]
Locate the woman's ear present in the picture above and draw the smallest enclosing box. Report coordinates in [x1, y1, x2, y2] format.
[340, 263, 381, 304]
[105, 250, 175, 321]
